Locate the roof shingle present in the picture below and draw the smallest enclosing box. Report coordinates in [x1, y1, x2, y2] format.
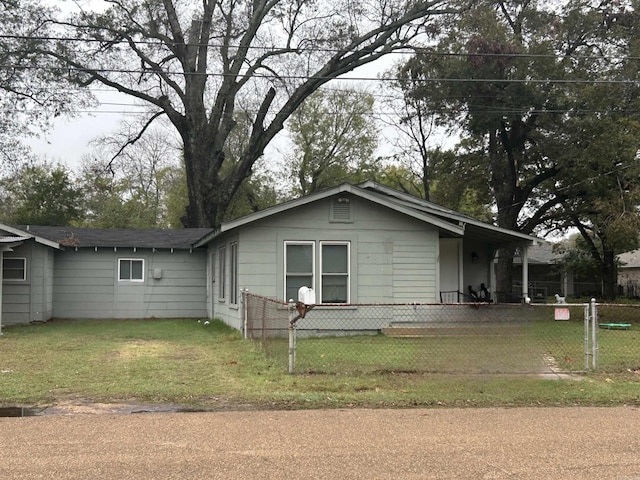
[12, 226, 213, 249]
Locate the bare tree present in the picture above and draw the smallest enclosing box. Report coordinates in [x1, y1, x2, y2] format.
[35, 0, 466, 227]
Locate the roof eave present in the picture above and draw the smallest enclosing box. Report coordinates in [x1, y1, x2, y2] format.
[0, 224, 62, 250]
[194, 184, 358, 247]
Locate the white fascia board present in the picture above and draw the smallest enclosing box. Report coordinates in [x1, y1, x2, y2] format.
[361, 181, 539, 244]
[0, 224, 61, 249]
[195, 184, 463, 247]
[194, 185, 357, 247]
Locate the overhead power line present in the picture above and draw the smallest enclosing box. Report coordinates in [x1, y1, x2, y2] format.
[1, 63, 639, 85]
[1, 33, 639, 62]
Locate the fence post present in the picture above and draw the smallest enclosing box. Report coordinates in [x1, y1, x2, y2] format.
[584, 303, 590, 371]
[288, 300, 296, 374]
[242, 289, 248, 340]
[591, 298, 598, 370]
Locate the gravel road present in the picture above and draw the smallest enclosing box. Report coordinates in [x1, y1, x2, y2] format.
[1, 406, 639, 479]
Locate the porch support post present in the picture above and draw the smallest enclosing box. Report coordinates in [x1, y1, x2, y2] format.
[521, 244, 529, 302]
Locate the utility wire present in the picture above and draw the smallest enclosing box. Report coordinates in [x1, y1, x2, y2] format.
[1, 33, 639, 62]
[2, 62, 638, 84]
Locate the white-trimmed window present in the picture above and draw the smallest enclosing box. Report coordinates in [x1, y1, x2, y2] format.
[230, 242, 238, 305]
[320, 242, 350, 303]
[218, 245, 226, 301]
[3, 257, 26, 281]
[284, 241, 315, 302]
[118, 258, 144, 282]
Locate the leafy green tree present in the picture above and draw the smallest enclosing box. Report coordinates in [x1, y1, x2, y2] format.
[371, 152, 493, 221]
[0, 162, 83, 225]
[287, 87, 379, 195]
[33, 0, 465, 227]
[78, 128, 181, 229]
[78, 162, 163, 229]
[394, 0, 637, 294]
[552, 114, 640, 299]
[223, 170, 283, 220]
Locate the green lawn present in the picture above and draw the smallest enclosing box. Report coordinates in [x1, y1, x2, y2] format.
[268, 319, 631, 375]
[1, 318, 639, 410]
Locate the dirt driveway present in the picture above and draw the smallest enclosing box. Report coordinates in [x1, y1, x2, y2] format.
[1, 406, 639, 479]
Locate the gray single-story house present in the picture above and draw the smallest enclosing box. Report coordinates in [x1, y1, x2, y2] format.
[0, 181, 539, 333]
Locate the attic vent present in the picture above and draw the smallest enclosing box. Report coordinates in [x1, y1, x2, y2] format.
[331, 197, 353, 223]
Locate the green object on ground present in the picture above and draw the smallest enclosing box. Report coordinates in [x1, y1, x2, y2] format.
[599, 323, 632, 330]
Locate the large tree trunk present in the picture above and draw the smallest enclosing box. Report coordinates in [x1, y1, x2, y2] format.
[495, 248, 516, 302]
[488, 128, 520, 296]
[601, 246, 618, 301]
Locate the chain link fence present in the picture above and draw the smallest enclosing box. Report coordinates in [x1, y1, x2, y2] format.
[243, 292, 640, 375]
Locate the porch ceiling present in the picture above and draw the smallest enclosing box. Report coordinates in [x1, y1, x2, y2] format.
[461, 223, 536, 248]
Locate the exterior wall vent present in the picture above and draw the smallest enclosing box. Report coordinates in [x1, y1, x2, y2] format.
[331, 197, 353, 223]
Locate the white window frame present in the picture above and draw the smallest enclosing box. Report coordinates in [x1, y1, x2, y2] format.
[230, 242, 238, 306]
[284, 241, 315, 302]
[320, 241, 350, 304]
[218, 245, 226, 301]
[2, 257, 26, 281]
[118, 258, 145, 282]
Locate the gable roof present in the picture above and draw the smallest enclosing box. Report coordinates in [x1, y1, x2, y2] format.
[0, 225, 62, 249]
[618, 249, 640, 269]
[512, 241, 560, 265]
[5, 225, 213, 250]
[195, 181, 539, 247]
[358, 181, 539, 246]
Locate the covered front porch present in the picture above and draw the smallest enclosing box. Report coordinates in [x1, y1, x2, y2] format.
[438, 229, 536, 304]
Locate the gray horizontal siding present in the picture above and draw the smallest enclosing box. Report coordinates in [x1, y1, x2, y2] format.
[393, 236, 437, 302]
[2, 242, 55, 325]
[52, 248, 207, 319]
[211, 195, 444, 331]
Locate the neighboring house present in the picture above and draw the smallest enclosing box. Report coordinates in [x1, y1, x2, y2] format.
[513, 242, 606, 299]
[0, 181, 540, 333]
[617, 249, 640, 298]
[511, 242, 565, 301]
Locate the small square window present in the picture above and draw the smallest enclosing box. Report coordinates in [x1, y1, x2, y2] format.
[118, 259, 144, 282]
[3, 257, 26, 281]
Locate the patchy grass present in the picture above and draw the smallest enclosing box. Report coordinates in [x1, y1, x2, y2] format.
[1, 318, 639, 410]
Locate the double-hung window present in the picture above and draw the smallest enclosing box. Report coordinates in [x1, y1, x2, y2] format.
[284, 241, 350, 303]
[284, 241, 314, 302]
[320, 242, 350, 303]
[118, 258, 144, 282]
[218, 245, 226, 301]
[3, 257, 26, 281]
[230, 242, 238, 305]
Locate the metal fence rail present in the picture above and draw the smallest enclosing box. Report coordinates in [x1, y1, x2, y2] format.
[243, 293, 640, 375]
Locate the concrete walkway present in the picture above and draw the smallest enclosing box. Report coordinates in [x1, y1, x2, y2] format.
[1, 406, 640, 479]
